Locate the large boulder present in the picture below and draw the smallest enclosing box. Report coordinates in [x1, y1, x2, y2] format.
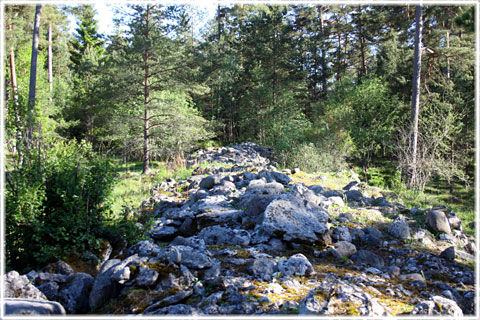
[89, 255, 147, 310]
[260, 195, 328, 243]
[57, 273, 94, 314]
[4, 271, 47, 301]
[4, 298, 66, 315]
[426, 210, 451, 234]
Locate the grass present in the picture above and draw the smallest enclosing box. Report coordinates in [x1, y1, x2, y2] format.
[110, 160, 193, 214]
[397, 179, 474, 236]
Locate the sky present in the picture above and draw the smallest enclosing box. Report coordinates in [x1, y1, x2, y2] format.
[68, 2, 217, 37]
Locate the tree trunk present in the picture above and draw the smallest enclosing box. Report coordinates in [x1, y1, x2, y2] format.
[26, 4, 42, 151]
[318, 6, 328, 99]
[48, 24, 53, 100]
[142, 6, 151, 175]
[407, 5, 423, 189]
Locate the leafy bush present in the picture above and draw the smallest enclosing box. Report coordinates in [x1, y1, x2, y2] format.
[5, 140, 115, 271]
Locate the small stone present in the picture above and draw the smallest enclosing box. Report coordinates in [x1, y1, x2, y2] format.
[440, 246, 455, 261]
[333, 241, 357, 257]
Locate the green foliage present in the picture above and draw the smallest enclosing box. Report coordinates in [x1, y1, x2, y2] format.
[5, 140, 115, 271]
[326, 76, 403, 167]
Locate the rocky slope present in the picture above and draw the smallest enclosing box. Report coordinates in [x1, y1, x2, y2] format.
[4, 143, 476, 316]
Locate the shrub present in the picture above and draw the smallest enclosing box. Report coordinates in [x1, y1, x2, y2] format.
[5, 140, 115, 271]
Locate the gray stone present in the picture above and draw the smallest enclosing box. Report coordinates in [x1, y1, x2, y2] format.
[127, 240, 162, 257]
[171, 236, 206, 251]
[333, 241, 357, 257]
[261, 195, 328, 243]
[447, 214, 462, 230]
[42, 260, 74, 275]
[345, 190, 363, 202]
[58, 272, 94, 314]
[165, 245, 213, 269]
[271, 171, 292, 186]
[343, 181, 359, 191]
[440, 246, 456, 261]
[244, 195, 279, 222]
[135, 267, 159, 287]
[199, 174, 222, 189]
[247, 257, 277, 281]
[144, 289, 194, 313]
[329, 196, 345, 207]
[37, 281, 59, 300]
[351, 250, 385, 268]
[150, 225, 178, 241]
[89, 255, 147, 309]
[4, 271, 47, 300]
[411, 296, 463, 316]
[278, 253, 314, 277]
[332, 226, 352, 243]
[4, 298, 66, 315]
[426, 210, 451, 234]
[387, 217, 411, 240]
[145, 303, 201, 315]
[243, 171, 257, 180]
[198, 225, 251, 247]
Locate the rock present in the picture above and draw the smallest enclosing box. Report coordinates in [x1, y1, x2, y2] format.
[198, 226, 251, 247]
[345, 190, 363, 202]
[4, 271, 47, 300]
[57, 273, 94, 314]
[351, 250, 385, 268]
[292, 168, 300, 174]
[4, 298, 66, 315]
[89, 255, 147, 310]
[243, 171, 257, 180]
[244, 195, 279, 223]
[42, 260, 74, 275]
[261, 196, 328, 243]
[135, 267, 159, 287]
[170, 236, 207, 251]
[426, 210, 451, 234]
[447, 213, 462, 230]
[179, 217, 196, 237]
[387, 217, 410, 240]
[247, 257, 277, 281]
[333, 241, 357, 257]
[411, 296, 463, 316]
[145, 303, 201, 315]
[199, 174, 222, 189]
[127, 240, 162, 257]
[165, 245, 213, 270]
[332, 226, 352, 243]
[150, 225, 178, 241]
[271, 171, 292, 186]
[361, 234, 382, 248]
[305, 280, 388, 316]
[278, 253, 314, 277]
[37, 281, 59, 300]
[440, 246, 455, 261]
[88, 259, 122, 310]
[343, 181, 359, 191]
[329, 196, 345, 208]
